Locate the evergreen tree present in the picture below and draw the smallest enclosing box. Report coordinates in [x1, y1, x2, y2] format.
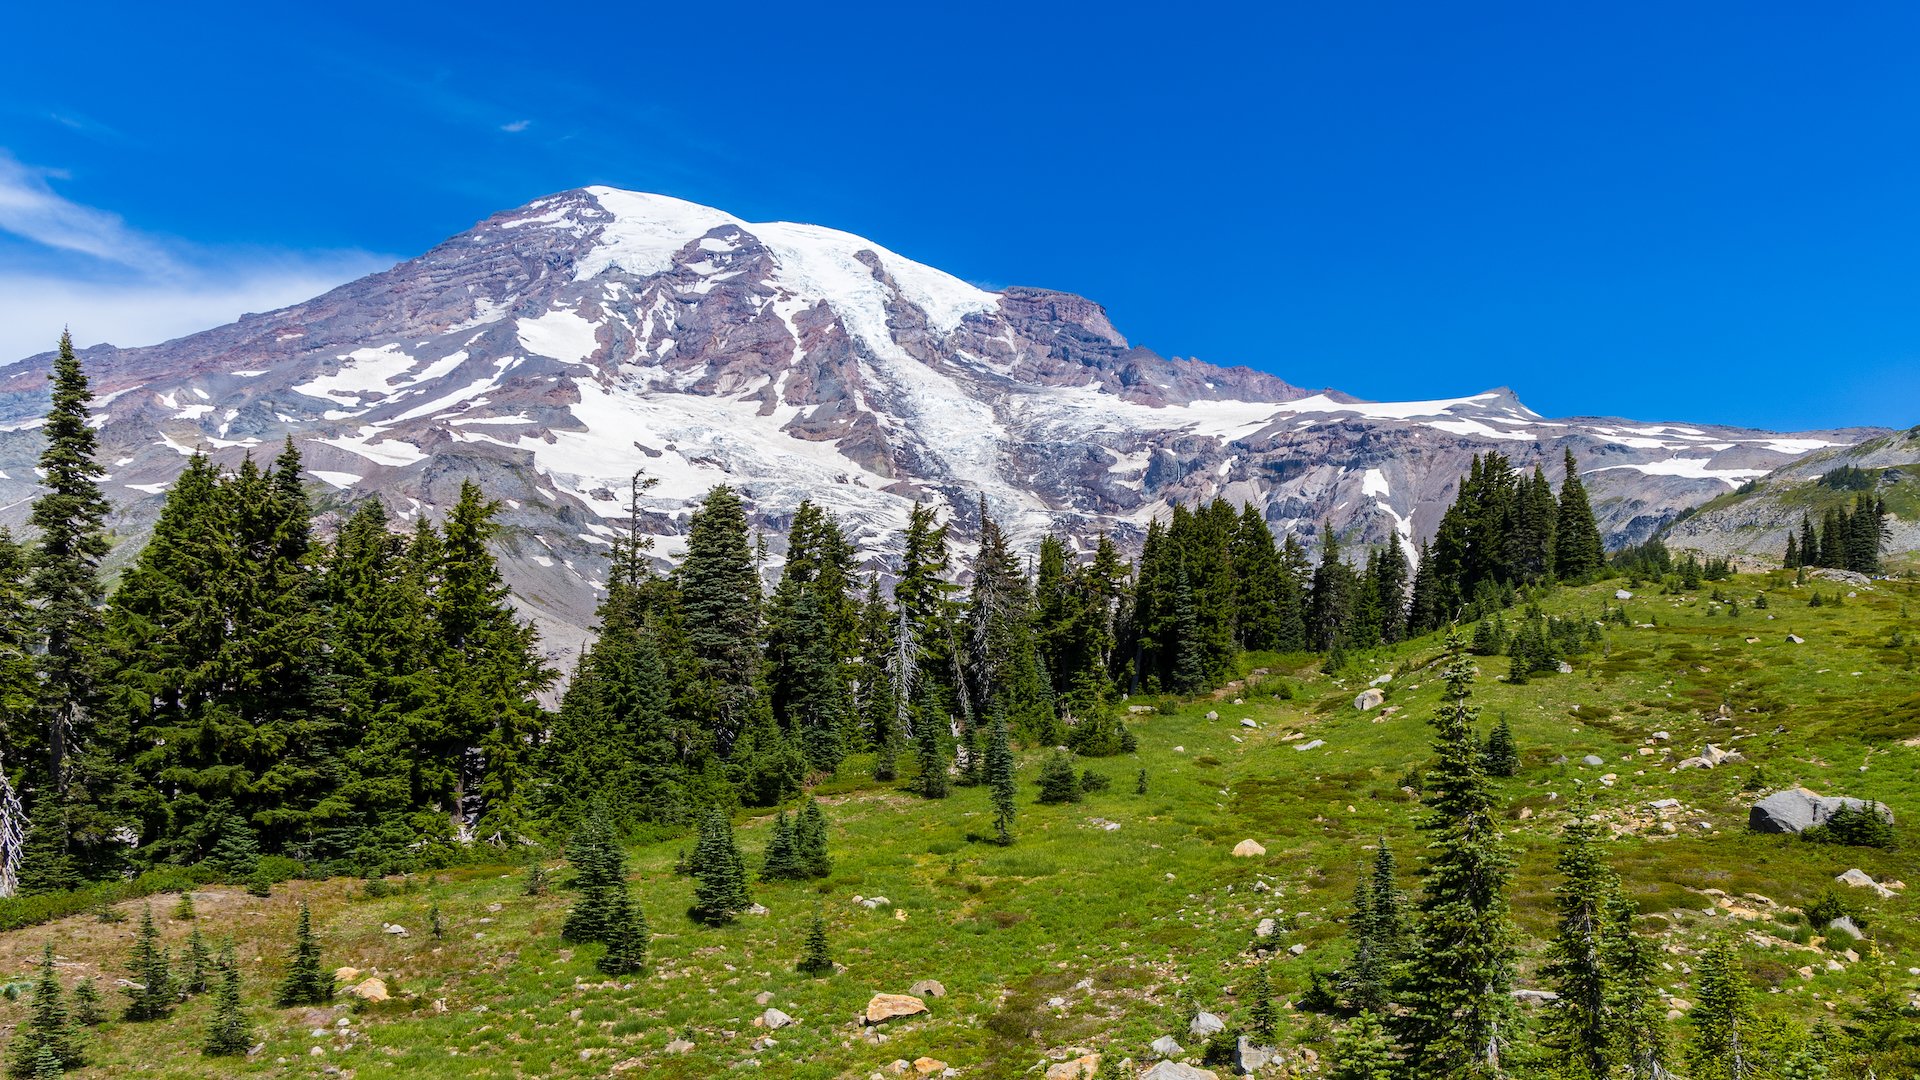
[561, 807, 626, 945]
[27, 332, 110, 808]
[14, 810, 79, 896]
[1482, 715, 1519, 777]
[1601, 893, 1674, 1080]
[275, 903, 330, 1006]
[203, 943, 251, 1057]
[182, 928, 213, 995]
[912, 707, 949, 799]
[1035, 750, 1082, 804]
[1327, 1011, 1395, 1080]
[1247, 960, 1278, 1044]
[1542, 803, 1616, 1078]
[797, 911, 834, 975]
[1687, 936, 1756, 1080]
[69, 980, 101, 1028]
[1342, 868, 1386, 1013]
[1398, 630, 1516, 1078]
[1367, 837, 1405, 956]
[689, 809, 751, 925]
[677, 485, 763, 752]
[596, 893, 649, 976]
[1553, 449, 1605, 579]
[122, 906, 175, 1021]
[794, 797, 831, 879]
[1798, 515, 1820, 569]
[8, 945, 81, 1077]
[986, 709, 1016, 845]
[1783, 531, 1800, 570]
[760, 809, 801, 882]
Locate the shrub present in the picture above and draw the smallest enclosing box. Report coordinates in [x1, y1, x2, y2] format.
[1803, 802, 1896, 849]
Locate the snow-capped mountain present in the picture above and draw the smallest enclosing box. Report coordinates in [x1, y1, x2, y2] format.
[0, 187, 1882, 662]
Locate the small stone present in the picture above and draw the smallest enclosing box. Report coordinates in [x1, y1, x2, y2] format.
[382, 923, 407, 936]
[1231, 839, 1266, 858]
[1787, 634, 1805, 644]
[1828, 916, 1863, 940]
[912, 1058, 948, 1076]
[345, 977, 388, 1003]
[1295, 739, 1325, 751]
[1288, 943, 1307, 956]
[755, 991, 774, 1005]
[1616, 590, 1634, 600]
[1581, 755, 1605, 767]
[1047, 1053, 1102, 1080]
[1205, 711, 1219, 721]
[665, 1039, 695, 1054]
[1240, 718, 1257, 729]
[1189, 1010, 1226, 1037]
[1149, 1035, 1185, 1058]
[908, 979, 946, 998]
[744, 902, 771, 916]
[1354, 688, 1385, 711]
[865, 993, 928, 1025]
[1143, 1062, 1220, 1080]
[1254, 918, 1277, 938]
[760, 1008, 794, 1029]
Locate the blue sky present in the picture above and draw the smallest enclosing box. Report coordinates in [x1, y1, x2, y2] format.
[3, 1, 1916, 430]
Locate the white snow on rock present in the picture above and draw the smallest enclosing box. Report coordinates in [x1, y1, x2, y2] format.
[1589, 458, 1770, 487]
[1362, 468, 1390, 497]
[516, 309, 602, 365]
[293, 345, 419, 405]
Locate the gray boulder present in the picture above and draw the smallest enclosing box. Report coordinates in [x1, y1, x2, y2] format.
[1828, 916, 1864, 940]
[1581, 755, 1605, 767]
[1354, 688, 1385, 711]
[1233, 1036, 1274, 1074]
[1144, 1063, 1220, 1080]
[1749, 788, 1893, 834]
[1149, 1035, 1185, 1059]
[1190, 1011, 1226, 1037]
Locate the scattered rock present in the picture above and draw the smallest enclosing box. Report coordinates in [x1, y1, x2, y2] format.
[755, 991, 774, 1005]
[1835, 869, 1896, 898]
[333, 967, 361, 983]
[1512, 989, 1560, 1004]
[1678, 744, 1744, 770]
[1649, 731, 1671, 742]
[1288, 943, 1307, 956]
[1234, 1036, 1274, 1074]
[1129, 705, 1156, 715]
[1047, 1053, 1102, 1079]
[1786, 634, 1805, 644]
[1205, 711, 1219, 721]
[860, 896, 893, 909]
[865, 994, 929, 1025]
[1254, 918, 1277, 938]
[1189, 1010, 1226, 1037]
[1581, 755, 1605, 767]
[908, 980, 946, 999]
[1231, 839, 1266, 858]
[1649, 798, 1681, 810]
[759, 1008, 794, 1029]
[1150, 1035, 1185, 1059]
[912, 1057, 948, 1075]
[1616, 590, 1634, 600]
[1240, 718, 1257, 729]
[1749, 788, 1894, 834]
[344, 978, 388, 1003]
[1828, 916, 1864, 940]
[1354, 688, 1385, 711]
[1369, 674, 1392, 686]
[665, 1038, 695, 1054]
[1143, 1062, 1220, 1080]
[382, 923, 407, 936]
[744, 903, 771, 916]
[1295, 739, 1324, 751]
[1557, 661, 1574, 675]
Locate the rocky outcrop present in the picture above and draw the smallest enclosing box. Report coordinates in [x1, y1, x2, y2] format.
[1749, 788, 1894, 834]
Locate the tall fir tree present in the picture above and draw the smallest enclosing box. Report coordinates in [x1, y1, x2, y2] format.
[794, 797, 831, 878]
[689, 809, 751, 925]
[1687, 937, 1756, 1080]
[1553, 449, 1605, 579]
[1398, 630, 1516, 1079]
[561, 807, 627, 945]
[1542, 803, 1617, 1078]
[8, 944, 81, 1077]
[676, 485, 763, 753]
[203, 942, 251, 1057]
[986, 709, 1016, 845]
[1601, 893, 1675, 1080]
[275, 903, 331, 1006]
[122, 906, 174, 1021]
[760, 809, 801, 882]
[596, 893, 650, 976]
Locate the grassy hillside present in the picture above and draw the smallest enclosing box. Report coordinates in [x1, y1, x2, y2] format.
[5, 574, 1917, 1078]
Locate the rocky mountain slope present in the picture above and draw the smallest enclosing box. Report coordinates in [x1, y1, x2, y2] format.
[0, 187, 1883, 662]
[1662, 425, 1920, 570]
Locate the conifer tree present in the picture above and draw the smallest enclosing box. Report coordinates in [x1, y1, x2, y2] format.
[912, 709, 950, 799]
[1482, 715, 1519, 777]
[561, 808, 625, 945]
[15, 811, 78, 896]
[203, 943, 250, 1057]
[69, 980, 101, 1028]
[28, 332, 110, 809]
[1687, 937, 1755, 1080]
[795, 797, 831, 879]
[122, 906, 174, 1021]
[1542, 803, 1616, 1078]
[677, 485, 763, 751]
[1398, 630, 1516, 1078]
[1367, 837, 1405, 957]
[986, 710, 1016, 845]
[1247, 960, 1278, 1044]
[797, 911, 833, 976]
[1553, 449, 1605, 579]
[689, 809, 752, 926]
[1035, 750, 1082, 804]
[275, 903, 330, 1007]
[8, 945, 81, 1077]
[1601, 893, 1674, 1080]
[183, 928, 213, 995]
[1343, 868, 1388, 1013]
[596, 893, 649, 976]
[1327, 1012, 1395, 1080]
[173, 891, 196, 921]
[760, 810, 801, 882]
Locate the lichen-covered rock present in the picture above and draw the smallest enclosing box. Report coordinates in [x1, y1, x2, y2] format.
[865, 994, 928, 1025]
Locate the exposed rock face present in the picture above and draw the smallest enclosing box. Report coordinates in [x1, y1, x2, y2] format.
[0, 187, 1880, 668]
[1749, 788, 1893, 834]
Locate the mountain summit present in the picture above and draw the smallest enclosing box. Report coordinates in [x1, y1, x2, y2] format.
[0, 187, 1879, 659]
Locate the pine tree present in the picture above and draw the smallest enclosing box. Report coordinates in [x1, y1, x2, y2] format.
[122, 906, 175, 1021]
[1247, 960, 1278, 1044]
[912, 708, 949, 799]
[205, 806, 262, 882]
[596, 893, 649, 976]
[1542, 803, 1616, 1078]
[1367, 837, 1405, 957]
[760, 810, 801, 882]
[561, 808, 626, 945]
[1553, 449, 1605, 579]
[986, 709, 1016, 845]
[1035, 750, 1082, 804]
[8, 945, 81, 1077]
[1601, 893, 1674, 1080]
[1397, 629, 1516, 1078]
[69, 980, 101, 1028]
[182, 929, 213, 995]
[1482, 714, 1519, 777]
[689, 809, 752, 926]
[677, 485, 762, 752]
[797, 912, 834, 976]
[203, 943, 251, 1057]
[173, 891, 196, 921]
[28, 332, 110, 807]
[795, 798, 831, 879]
[275, 903, 330, 1006]
[1343, 867, 1388, 1013]
[1326, 1012, 1395, 1080]
[1687, 936, 1755, 1080]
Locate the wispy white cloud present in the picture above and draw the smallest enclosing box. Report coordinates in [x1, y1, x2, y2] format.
[0, 150, 394, 362]
[500, 119, 532, 133]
